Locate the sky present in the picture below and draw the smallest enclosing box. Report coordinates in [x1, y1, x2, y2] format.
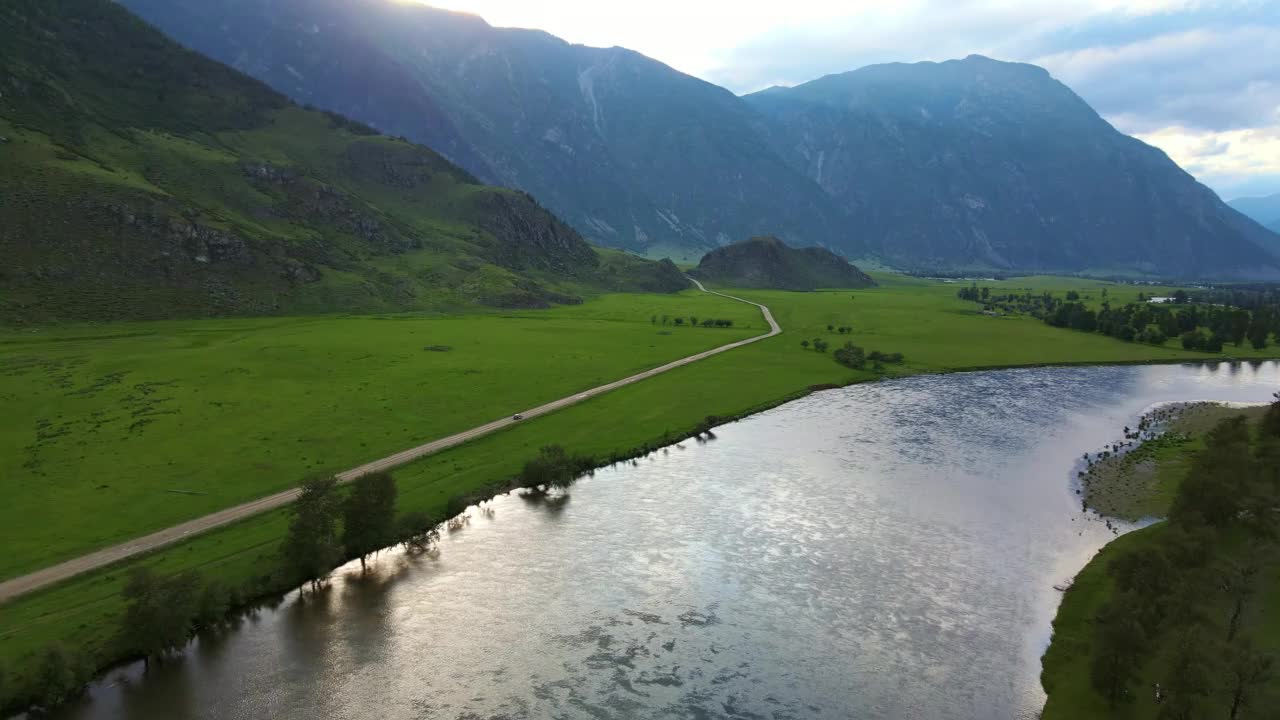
[423, 0, 1280, 201]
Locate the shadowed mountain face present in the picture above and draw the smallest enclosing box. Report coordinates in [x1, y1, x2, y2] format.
[118, 0, 1280, 279]
[1230, 194, 1280, 233]
[691, 236, 876, 291]
[745, 56, 1280, 279]
[0, 0, 687, 323]
[116, 0, 852, 259]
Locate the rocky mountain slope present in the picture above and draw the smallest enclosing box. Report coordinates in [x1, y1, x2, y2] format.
[118, 0, 851, 260]
[745, 56, 1280, 279]
[691, 236, 875, 291]
[0, 0, 686, 323]
[117, 0, 1280, 279]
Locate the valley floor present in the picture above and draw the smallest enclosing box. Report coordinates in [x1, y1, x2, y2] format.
[1, 275, 1277, 709]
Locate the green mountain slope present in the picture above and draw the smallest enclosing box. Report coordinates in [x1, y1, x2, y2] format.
[691, 236, 876, 291]
[0, 0, 685, 324]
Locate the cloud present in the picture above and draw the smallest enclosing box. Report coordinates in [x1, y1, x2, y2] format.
[1137, 125, 1280, 198]
[1034, 24, 1280, 133]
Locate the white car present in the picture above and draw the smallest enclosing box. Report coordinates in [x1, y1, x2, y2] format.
[512, 413, 525, 420]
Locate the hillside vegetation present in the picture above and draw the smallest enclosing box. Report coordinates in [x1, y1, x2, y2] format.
[1042, 402, 1280, 719]
[0, 0, 685, 324]
[691, 236, 876, 290]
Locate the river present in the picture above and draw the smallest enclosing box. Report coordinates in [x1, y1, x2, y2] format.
[42, 361, 1280, 720]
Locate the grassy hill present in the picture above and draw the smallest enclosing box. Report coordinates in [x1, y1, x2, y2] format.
[0, 0, 685, 324]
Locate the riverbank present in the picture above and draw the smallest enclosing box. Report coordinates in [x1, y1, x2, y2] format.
[1077, 401, 1269, 520]
[3, 278, 1278, 714]
[1041, 399, 1280, 718]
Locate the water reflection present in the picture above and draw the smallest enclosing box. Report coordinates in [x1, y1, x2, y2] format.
[42, 362, 1280, 720]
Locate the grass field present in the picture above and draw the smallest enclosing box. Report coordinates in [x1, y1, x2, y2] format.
[2, 275, 1277, 707]
[0, 291, 760, 579]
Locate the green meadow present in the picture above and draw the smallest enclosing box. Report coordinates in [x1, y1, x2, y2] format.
[0, 291, 759, 579]
[1, 275, 1276, 701]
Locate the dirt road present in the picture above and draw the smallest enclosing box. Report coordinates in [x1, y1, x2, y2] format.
[0, 281, 779, 603]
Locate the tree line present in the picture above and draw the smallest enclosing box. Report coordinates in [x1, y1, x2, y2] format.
[650, 315, 736, 328]
[958, 285, 1279, 351]
[1084, 398, 1280, 717]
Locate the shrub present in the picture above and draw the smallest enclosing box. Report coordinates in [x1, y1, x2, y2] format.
[868, 350, 904, 364]
[834, 342, 867, 369]
[398, 511, 440, 553]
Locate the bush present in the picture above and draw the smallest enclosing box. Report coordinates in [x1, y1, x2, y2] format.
[397, 511, 440, 553]
[833, 342, 867, 369]
[33, 646, 82, 709]
[1138, 327, 1167, 346]
[868, 350, 904, 364]
[1179, 331, 1204, 351]
[520, 445, 593, 493]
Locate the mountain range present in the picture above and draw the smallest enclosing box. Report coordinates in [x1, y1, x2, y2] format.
[1229, 194, 1280, 234]
[0, 0, 684, 323]
[117, 0, 1280, 280]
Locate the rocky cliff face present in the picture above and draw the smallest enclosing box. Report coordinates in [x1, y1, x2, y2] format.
[691, 236, 875, 291]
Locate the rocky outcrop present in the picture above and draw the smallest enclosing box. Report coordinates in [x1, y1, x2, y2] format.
[692, 236, 875, 291]
[470, 191, 599, 275]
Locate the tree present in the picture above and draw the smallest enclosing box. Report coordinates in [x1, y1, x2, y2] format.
[194, 580, 230, 630]
[1247, 321, 1269, 350]
[812, 338, 829, 353]
[120, 568, 200, 668]
[689, 316, 698, 327]
[1180, 330, 1205, 351]
[398, 511, 440, 553]
[1173, 289, 1189, 304]
[800, 340, 810, 349]
[674, 317, 685, 326]
[1230, 310, 1252, 346]
[520, 445, 591, 493]
[1225, 640, 1273, 719]
[1066, 290, 1081, 301]
[342, 472, 398, 572]
[833, 342, 867, 369]
[280, 476, 342, 592]
[33, 646, 78, 708]
[1090, 596, 1147, 706]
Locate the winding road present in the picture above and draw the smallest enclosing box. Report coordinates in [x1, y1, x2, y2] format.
[0, 280, 779, 603]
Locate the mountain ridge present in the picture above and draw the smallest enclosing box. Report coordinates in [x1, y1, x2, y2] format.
[79, 0, 1280, 280]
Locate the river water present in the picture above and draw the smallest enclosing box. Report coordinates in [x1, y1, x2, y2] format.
[44, 362, 1280, 720]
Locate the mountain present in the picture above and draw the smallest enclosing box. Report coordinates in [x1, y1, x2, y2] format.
[116, 0, 1280, 280]
[691, 236, 875, 291]
[1229, 193, 1280, 229]
[0, 0, 686, 324]
[745, 56, 1280, 279]
[116, 0, 852, 260]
